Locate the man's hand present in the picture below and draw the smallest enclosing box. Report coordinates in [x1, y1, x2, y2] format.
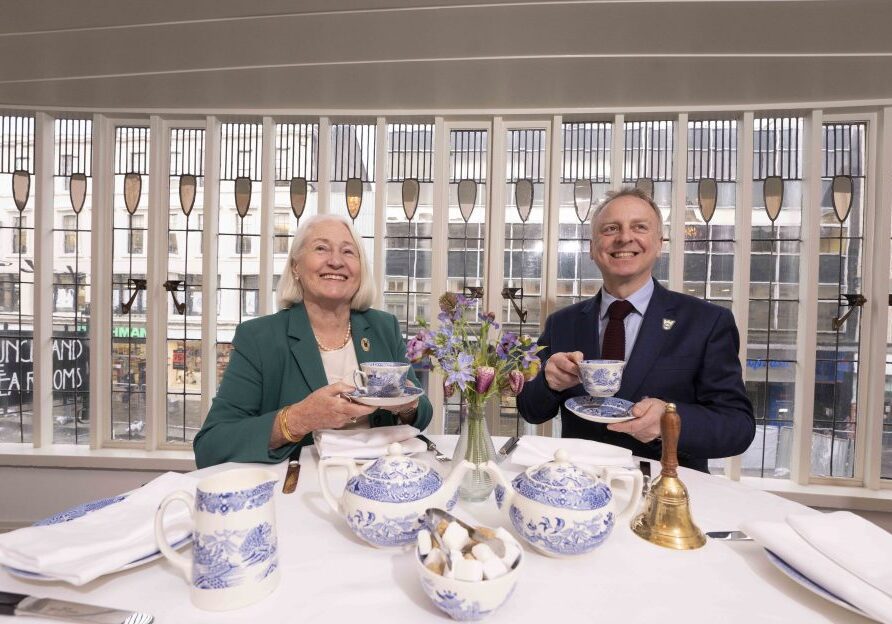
[544, 351, 584, 392]
[606, 397, 667, 443]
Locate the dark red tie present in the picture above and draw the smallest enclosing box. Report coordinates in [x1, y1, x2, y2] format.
[602, 300, 635, 361]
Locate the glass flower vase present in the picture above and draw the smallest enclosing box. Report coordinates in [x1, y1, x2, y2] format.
[451, 398, 497, 502]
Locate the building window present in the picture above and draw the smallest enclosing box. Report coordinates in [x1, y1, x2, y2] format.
[63, 215, 77, 253]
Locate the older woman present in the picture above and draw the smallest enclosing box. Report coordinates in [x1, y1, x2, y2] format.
[193, 214, 432, 467]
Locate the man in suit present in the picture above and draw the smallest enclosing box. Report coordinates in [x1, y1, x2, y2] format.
[517, 188, 754, 471]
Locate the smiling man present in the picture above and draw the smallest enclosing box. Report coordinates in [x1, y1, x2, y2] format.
[517, 188, 754, 472]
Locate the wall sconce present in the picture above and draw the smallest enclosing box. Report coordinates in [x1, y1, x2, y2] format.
[290, 177, 307, 220]
[457, 179, 477, 222]
[345, 177, 363, 220]
[234, 176, 252, 218]
[515, 179, 533, 223]
[179, 174, 196, 217]
[832, 293, 866, 331]
[501, 287, 528, 322]
[121, 278, 147, 314]
[635, 177, 654, 199]
[573, 179, 592, 223]
[163, 280, 187, 315]
[402, 178, 419, 221]
[12, 170, 30, 212]
[697, 178, 717, 223]
[70, 173, 86, 214]
[763, 176, 784, 222]
[832, 175, 853, 222]
[464, 286, 484, 299]
[124, 173, 142, 214]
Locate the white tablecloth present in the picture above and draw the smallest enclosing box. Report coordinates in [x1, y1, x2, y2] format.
[0, 436, 874, 623]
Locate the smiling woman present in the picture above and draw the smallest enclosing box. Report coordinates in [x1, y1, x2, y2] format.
[192, 214, 432, 468]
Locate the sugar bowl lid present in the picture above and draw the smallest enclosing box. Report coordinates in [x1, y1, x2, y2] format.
[346, 443, 443, 503]
[511, 449, 612, 510]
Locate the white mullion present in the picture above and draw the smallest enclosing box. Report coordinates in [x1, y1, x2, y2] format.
[864, 107, 892, 489]
[201, 116, 221, 409]
[317, 117, 331, 214]
[145, 115, 168, 451]
[727, 111, 755, 481]
[373, 117, 387, 308]
[611, 114, 624, 192]
[90, 114, 113, 449]
[791, 109, 823, 485]
[486, 117, 507, 428]
[544, 115, 562, 321]
[427, 117, 448, 433]
[259, 117, 275, 317]
[31, 112, 54, 448]
[668, 113, 687, 291]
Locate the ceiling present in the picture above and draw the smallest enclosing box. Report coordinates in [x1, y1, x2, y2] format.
[2, 0, 891, 113]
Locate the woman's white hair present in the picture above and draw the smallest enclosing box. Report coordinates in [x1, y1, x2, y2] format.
[276, 214, 375, 311]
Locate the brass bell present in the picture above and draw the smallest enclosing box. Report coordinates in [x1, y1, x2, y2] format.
[630, 403, 706, 550]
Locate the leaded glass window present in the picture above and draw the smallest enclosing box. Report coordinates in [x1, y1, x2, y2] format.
[331, 123, 375, 262]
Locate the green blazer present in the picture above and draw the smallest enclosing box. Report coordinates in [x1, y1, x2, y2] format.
[193, 303, 433, 468]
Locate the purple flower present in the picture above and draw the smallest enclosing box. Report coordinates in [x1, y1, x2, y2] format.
[443, 381, 456, 398]
[475, 366, 495, 394]
[496, 331, 519, 359]
[406, 335, 428, 362]
[445, 353, 475, 391]
[508, 369, 525, 396]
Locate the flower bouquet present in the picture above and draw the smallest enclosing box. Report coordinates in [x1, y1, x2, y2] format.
[407, 292, 542, 501]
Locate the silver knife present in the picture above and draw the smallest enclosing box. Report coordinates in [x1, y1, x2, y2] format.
[0, 591, 153, 624]
[282, 446, 302, 494]
[705, 530, 752, 541]
[497, 435, 520, 458]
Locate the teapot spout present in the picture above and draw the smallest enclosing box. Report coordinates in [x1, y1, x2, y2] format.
[439, 460, 475, 510]
[479, 461, 513, 510]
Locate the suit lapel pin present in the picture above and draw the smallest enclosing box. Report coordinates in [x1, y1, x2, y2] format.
[361, 337, 371, 352]
[662, 319, 676, 330]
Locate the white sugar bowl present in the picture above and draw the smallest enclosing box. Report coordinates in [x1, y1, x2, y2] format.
[318, 443, 474, 548]
[480, 450, 642, 557]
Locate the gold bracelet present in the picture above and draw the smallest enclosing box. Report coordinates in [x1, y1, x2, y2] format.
[278, 406, 298, 443]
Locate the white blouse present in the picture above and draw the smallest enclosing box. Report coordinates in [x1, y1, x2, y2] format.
[319, 344, 367, 429]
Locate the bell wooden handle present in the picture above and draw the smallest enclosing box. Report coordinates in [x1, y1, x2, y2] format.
[660, 403, 680, 478]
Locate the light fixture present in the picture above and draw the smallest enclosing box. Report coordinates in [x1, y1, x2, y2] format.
[290, 177, 307, 220]
[234, 176, 252, 218]
[457, 179, 477, 222]
[69, 173, 86, 214]
[123, 173, 142, 214]
[763, 176, 783, 222]
[179, 174, 196, 217]
[12, 170, 29, 212]
[831, 175, 853, 222]
[697, 178, 717, 223]
[635, 177, 654, 199]
[515, 179, 533, 223]
[573, 179, 592, 223]
[401, 178, 420, 221]
[345, 177, 363, 220]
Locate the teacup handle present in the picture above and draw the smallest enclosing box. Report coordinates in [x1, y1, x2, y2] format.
[604, 467, 644, 524]
[154, 491, 194, 582]
[352, 370, 368, 393]
[317, 458, 360, 514]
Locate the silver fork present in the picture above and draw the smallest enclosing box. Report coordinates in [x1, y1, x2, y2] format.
[417, 434, 450, 462]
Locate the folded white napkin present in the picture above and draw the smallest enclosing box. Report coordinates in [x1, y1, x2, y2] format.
[0, 472, 196, 585]
[742, 514, 892, 623]
[510, 435, 633, 468]
[314, 425, 427, 459]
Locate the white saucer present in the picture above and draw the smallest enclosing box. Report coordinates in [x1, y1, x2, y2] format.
[345, 385, 424, 408]
[565, 396, 635, 424]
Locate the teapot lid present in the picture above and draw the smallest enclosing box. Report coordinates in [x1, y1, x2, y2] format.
[512, 449, 612, 511]
[346, 443, 443, 503]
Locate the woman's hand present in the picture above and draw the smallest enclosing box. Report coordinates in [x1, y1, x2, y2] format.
[388, 379, 419, 424]
[273, 382, 376, 447]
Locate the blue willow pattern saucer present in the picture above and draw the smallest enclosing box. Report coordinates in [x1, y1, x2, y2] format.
[346, 385, 423, 407]
[564, 396, 635, 424]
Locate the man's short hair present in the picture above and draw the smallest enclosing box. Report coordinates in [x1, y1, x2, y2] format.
[589, 187, 663, 236]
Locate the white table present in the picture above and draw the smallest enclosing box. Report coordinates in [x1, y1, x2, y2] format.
[0, 436, 874, 623]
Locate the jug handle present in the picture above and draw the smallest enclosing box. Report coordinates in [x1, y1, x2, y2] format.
[480, 461, 514, 509]
[154, 491, 193, 582]
[317, 457, 360, 514]
[604, 466, 644, 524]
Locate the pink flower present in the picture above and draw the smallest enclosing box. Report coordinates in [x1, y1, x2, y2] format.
[443, 381, 456, 398]
[508, 369, 525, 396]
[475, 366, 495, 394]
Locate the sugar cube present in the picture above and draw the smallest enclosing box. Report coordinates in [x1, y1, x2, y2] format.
[501, 541, 521, 569]
[443, 521, 470, 551]
[471, 543, 496, 562]
[452, 557, 484, 582]
[496, 527, 519, 547]
[425, 547, 445, 567]
[482, 557, 509, 580]
[417, 529, 432, 556]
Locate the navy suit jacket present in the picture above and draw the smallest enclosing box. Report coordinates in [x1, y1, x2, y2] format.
[517, 280, 755, 472]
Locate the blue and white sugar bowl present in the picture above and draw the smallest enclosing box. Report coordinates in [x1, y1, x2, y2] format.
[481, 450, 642, 558]
[319, 443, 474, 548]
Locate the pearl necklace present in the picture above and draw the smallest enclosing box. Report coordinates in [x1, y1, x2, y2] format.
[315, 321, 352, 352]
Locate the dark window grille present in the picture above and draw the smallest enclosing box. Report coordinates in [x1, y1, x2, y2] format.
[687, 120, 737, 183]
[276, 122, 319, 182]
[449, 130, 487, 183]
[388, 123, 434, 183]
[0, 115, 33, 174]
[623, 120, 673, 182]
[331, 123, 375, 182]
[561, 122, 611, 183]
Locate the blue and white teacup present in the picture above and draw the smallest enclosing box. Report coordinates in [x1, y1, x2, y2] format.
[578, 359, 625, 397]
[154, 468, 279, 611]
[353, 361, 410, 397]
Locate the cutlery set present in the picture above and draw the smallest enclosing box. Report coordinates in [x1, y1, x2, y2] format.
[0, 591, 153, 624]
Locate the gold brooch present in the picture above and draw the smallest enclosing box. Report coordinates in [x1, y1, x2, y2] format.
[360, 337, 371, 352]
[662, 319, 676, 330]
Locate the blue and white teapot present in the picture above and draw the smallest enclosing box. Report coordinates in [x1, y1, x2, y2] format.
[481, 450, 642, 558]
[318, 443, 474, 548]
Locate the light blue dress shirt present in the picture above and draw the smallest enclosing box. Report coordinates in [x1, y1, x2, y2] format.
[598, 280, 655, 361]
